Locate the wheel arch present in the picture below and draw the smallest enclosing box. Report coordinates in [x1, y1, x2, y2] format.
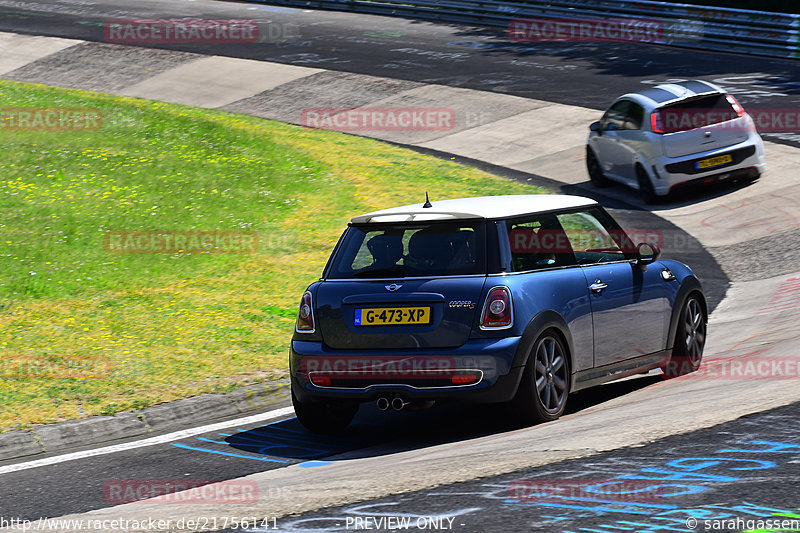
[512, 310, 575, 374]
[666, 276, 707, 352]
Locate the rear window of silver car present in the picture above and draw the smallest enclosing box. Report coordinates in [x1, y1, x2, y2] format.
[655, 94, 739, 134]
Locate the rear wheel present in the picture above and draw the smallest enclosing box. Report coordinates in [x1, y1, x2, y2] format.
[586, 148, 611, 188]
[509, 330, 570, 425]
[661, 294, 706, 378]
[637, 165, 658, 204]
[292, 388, 358, 434]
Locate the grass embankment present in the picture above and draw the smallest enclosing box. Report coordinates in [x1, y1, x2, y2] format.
[0, 80, 546, 430]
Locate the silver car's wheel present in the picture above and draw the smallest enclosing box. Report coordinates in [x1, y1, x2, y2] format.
[586, 148, 611, 188]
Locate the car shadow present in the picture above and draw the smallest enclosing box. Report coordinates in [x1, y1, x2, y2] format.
[225, 373, 662, 462]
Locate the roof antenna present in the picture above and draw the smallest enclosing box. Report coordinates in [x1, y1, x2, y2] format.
[422, 192, 432, 208]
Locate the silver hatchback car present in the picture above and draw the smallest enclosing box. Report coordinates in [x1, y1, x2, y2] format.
[587, 80, 766, 203]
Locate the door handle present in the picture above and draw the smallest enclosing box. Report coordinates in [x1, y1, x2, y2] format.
[589, 280, 608, 293]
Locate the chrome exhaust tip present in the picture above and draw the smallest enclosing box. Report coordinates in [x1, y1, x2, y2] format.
[391, 397, 409, 411]
[376, 397, 390, 411]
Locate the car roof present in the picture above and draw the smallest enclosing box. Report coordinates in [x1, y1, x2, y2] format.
[621, 80, 724, 108]
[350, 194, 598, 223]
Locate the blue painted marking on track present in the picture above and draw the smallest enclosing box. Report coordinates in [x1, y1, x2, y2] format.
[532, 496, 679, 509]
[253, 5, 299, 13]
[196, 437, 227, 445]
[232, 429, 337, 448]
[298, 460, 333, 467]
[171, 443, 288, 462]
[717, 440, 800, 453]
[530, 503, 656, 515]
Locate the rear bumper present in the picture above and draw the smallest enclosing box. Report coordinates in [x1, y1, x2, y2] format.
[650, 137, 765, 195]
[290, 337, 524, 404]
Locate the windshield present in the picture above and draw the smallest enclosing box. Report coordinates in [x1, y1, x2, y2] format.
[325, 220, 487, 279]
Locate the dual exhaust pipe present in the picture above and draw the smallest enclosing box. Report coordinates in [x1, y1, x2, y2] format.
[376, 396, 409, 411]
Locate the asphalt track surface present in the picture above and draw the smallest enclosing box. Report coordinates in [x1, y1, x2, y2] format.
[0, 372, 697, 522]
[1, 0, 799, 148]
[0, 1, 799, 532]
[223, 402, 800, 533]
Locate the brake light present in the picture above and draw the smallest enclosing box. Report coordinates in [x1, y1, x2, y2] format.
[480, 286, 513, 329]
[452, 373, 479, 385]
[726, 95, 746, 117]
[310, 375, 331, 386]
[650, 111, 665, 134]
[295, 292, 315, 333]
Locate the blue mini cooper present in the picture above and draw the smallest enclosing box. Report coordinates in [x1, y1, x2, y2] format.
[290, 195, 707, 433]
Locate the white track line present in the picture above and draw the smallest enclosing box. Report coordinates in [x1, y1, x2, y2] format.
[0, 406, 296, 475]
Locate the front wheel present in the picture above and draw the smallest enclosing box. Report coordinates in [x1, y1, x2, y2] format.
[586, 148, 611, 188]
[508, 331, 570, 425]
[661, 294, 706, 378]
[292, 389, 358, 434]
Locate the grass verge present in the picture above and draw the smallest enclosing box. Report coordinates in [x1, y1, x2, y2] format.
[0, 80, 546, 430]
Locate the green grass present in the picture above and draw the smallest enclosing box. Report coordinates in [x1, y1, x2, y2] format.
[0, 80, 547, 430]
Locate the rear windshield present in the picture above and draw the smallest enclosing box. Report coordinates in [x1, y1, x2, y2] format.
[326, 220, 486, 279]
[656, 94, 739, 134]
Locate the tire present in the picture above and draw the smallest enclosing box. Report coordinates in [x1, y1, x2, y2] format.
[661, 293, 707, 378]
[586, 147, 611, 188]
[636, 165, 658, 204]
[292, 388, 358, 434]
[508, 330, 570, 425]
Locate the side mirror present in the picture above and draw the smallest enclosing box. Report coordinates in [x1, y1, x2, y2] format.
[589, 121, 602, 134]
[636, 242, 661, 271]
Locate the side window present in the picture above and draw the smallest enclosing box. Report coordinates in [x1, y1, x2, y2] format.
[624, 102, 644, 130]
[601, 101, 629, 131]
[602, 100, 643, 131]
[506, 214, 576, 272]
[555, 208, 632, 265]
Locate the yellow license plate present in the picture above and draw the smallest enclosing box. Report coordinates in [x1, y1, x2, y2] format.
[355, 307, 431, 326]
[696, 154, 733, 170]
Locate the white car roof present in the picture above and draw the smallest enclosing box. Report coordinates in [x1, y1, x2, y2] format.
[350, 194, 597, 223]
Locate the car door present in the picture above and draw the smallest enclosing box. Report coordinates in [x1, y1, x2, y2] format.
[591, 100, 643, 183]
[590, 100, 629, 179]
[610, 101, 647, 181]
[555, 207, 668, 368]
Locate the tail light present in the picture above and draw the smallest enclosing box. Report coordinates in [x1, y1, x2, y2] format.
[726, 95, 746, 117]
[295, 292, 315, 333]
[650, 110, 665, 134]
[452, 373, 480, 385]
[480, 286, 513, 330]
